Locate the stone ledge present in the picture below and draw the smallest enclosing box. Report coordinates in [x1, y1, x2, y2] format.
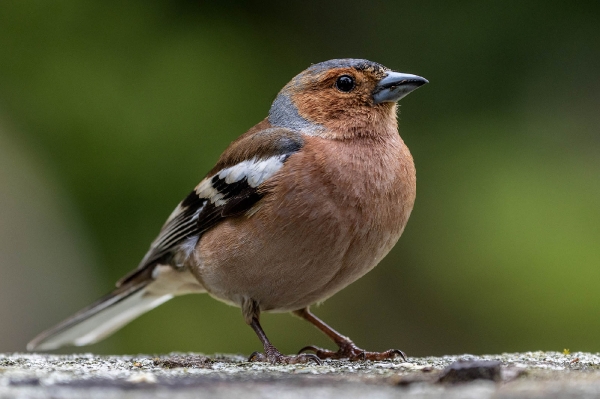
[1, 351, 599, 398]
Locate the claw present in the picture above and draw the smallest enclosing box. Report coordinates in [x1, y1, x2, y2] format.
[298, 345, 320, 354]
[295, 353, 322, 365]
[390, 349, 407, 362]
[248, 351, 266, 362]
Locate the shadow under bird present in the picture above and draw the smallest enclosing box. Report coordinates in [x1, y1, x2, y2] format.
[28, 59, 427, 364]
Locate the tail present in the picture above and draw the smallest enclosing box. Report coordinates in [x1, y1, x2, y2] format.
[27, 279, 173, 351]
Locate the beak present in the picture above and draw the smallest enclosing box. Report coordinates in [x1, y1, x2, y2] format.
[372, 72, 428, 104]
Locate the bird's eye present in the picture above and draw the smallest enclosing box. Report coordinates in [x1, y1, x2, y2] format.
[335, 75, 355, 92]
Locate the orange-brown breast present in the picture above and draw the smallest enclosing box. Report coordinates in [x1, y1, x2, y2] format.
[193, 128, 416, 312]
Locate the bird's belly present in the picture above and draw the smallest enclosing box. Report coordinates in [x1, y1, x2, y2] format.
[191, 134, 416, 312]
[192, 188, 410, 312]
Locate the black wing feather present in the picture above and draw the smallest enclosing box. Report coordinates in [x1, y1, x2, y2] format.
[117, 129, 304, 287]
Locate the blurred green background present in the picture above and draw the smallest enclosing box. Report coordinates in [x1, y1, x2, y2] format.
[0, 0, 599, 357]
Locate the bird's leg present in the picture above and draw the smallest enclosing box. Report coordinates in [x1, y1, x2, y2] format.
[244, 300, 320, 365]
[294, 307, 406, 361]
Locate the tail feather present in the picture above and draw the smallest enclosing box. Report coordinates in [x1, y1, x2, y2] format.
[27, 280, 172, 351]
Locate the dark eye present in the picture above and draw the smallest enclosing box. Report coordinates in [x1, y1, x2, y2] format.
[335, 75, 355, 92]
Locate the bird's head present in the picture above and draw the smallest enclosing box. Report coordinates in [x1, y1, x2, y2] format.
[268, 59, 427, 139]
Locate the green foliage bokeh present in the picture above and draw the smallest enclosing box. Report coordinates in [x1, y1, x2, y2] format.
[0, 0, 599, 356]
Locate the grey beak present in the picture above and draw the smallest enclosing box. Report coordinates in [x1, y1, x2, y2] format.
[372, 72, 428, 104]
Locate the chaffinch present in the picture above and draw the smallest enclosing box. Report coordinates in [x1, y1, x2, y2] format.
[28, 59, 427, 364]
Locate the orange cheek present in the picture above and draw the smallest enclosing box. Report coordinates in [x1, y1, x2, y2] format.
[292, 90, 371, 125]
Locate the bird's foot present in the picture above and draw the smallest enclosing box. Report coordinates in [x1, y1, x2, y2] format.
[249, 344, 321, 365]
[299, 341, 406, 362]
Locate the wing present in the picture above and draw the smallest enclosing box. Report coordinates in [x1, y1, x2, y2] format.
[117, 127, 304, 286]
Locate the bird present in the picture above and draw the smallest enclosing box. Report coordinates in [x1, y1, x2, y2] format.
[27, 59, 427, 364]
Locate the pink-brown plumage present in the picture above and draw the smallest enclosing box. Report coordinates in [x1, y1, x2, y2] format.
[195, 116, 416, 314]
[28, 59, 426, 363]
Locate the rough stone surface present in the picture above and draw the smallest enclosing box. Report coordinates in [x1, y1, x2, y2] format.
[1, 351, 600, 398]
